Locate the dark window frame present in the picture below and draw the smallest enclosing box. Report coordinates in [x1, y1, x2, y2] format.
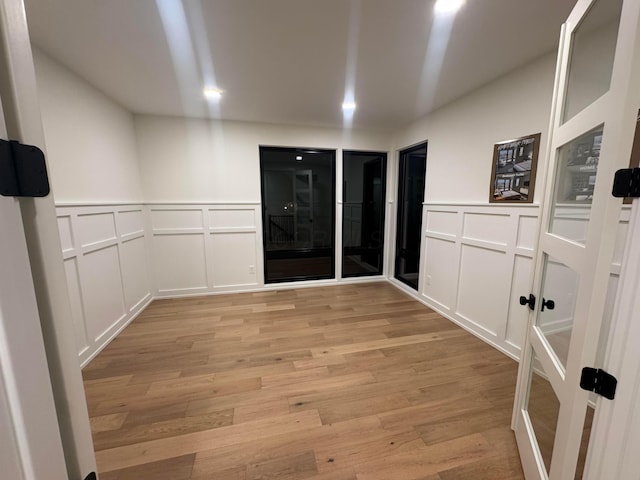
[394, 142, 427, 290]
[259, 145, 337, 284]
[341, 149, 388, 278]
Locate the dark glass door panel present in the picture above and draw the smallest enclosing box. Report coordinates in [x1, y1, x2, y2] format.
[342, 151, 387, 277]
[395, 143, 427, 290]
[260, 147, 335, 283]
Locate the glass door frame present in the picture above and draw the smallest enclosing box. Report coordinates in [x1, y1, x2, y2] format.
[512, 0, 640, 478]
[394, 142, 427, 290]
[259, 146, 337, 284]
[341, 150, 388, 279]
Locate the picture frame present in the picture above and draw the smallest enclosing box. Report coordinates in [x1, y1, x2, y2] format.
[489, 132, 541, 203]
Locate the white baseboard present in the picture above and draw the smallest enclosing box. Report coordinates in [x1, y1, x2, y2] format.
[80, 293, 153, 368]
[153, 275, 386, 300]
[387, 277, 521, 363]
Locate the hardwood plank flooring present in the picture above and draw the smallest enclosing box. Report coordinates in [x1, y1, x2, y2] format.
[83, 282, 525, 479]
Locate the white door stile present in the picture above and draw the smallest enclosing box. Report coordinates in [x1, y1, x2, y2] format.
[584, 2, 640, 475]
[0, 92, 67, 477]
[513, 0, 640, 478]
[511, 15, 567, 431]
[0, 366, 25, 480]
[0, 0, 97, 477]
[512, 21, 569, 480]
[585, 199, 640, 479]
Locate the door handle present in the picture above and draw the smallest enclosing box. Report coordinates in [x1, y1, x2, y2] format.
[541, 298, 555, 312]
[519, 294, 536, 311]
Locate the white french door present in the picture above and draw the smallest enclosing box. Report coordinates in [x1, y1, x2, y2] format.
[0, 94, 67, 479]
[512, 0, 640, 478]
[0, 0, 97, 477]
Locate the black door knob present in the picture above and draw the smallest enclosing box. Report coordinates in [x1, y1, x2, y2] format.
[519, 294, 536, 310]
[542, 298, 555, 312]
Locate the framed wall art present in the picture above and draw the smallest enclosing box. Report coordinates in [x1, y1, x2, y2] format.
[489, 132, 541, 203]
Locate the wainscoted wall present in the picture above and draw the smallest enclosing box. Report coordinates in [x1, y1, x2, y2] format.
[416, 204, 539, 358]
[56, 204, 152, 367]
[410, 203, 630, 360]
[147, 203, 263, 296]
[56, 200, 630, 367]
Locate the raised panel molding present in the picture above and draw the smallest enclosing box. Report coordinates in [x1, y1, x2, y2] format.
[209, 208, 255, 229]
[148, 203, 262, 296]
[516, 215, 538, 251]
[56, 204, 152, 367]
[210, 233, 258, 287]
[425, 210, 458, 236]
[77, 212, 117, 248]
[457, 244, 511, 338]
[421, 237, 458, 312]
[151, 209, 204, 231]
[153, 234, 209, 292]
[462, 212, 510, 246]
[81, 245, 126, 342]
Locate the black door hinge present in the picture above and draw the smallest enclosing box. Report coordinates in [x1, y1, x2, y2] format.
[519, 293, 536, 311]
[0, 139, 50, 197]
[580, 367, 617, 400]
[612, 168, 640, 198]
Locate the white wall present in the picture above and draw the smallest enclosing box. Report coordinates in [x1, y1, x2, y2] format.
[135, 115, 392, 202]
[393, 53, 557, 204]
[33, 49, 143, 203]
[135, 116, 394, 294]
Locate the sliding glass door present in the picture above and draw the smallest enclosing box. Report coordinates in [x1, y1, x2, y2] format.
[342, 151, 387, 277]
[260, 147, 335, 283]
[395, 143, 427, 290]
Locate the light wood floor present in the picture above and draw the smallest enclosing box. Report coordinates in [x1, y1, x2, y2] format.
[83, 282, 524, 480]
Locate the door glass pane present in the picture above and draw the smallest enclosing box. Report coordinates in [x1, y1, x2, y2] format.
[527, 350, 560, 475]
[342, 151, 387, 277]
[538, 255, 580, 370]
[563, 0, 622, 123]
[549, 126, 604, 244]
[260, 147, 335, 283]
[575, 405, 595, 479]
[395, 143, 427, 290]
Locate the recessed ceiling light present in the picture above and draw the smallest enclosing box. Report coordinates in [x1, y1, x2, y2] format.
[295, 155, 303, 161]
[342, 101, 357, 111]
[203, 87, 223, 100]
[434, 0, 465, 14]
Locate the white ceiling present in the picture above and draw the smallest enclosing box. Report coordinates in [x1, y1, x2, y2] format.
[24, 0, 577, 130]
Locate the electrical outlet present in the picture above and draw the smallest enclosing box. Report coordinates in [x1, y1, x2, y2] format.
[426, 275, 432, 286]
[249, 265, 255, 274]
